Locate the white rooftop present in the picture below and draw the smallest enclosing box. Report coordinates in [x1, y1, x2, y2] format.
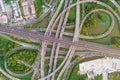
[0, 0, 5, 12]
[79, 57, 120, 75]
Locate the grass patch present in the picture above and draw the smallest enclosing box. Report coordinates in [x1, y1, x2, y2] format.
[7, 49, 38, 74]
[34, 0, 43, 17]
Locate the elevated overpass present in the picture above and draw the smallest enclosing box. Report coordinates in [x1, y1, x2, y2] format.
[0, 26, 120, 58]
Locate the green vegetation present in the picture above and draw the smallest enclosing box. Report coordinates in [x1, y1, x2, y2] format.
[66, 0, 77, 25]
[110, 37, 120, 48]
[56, 58, 64, 67]
[67, 7, 76, 24]
[5, 0, 12, 4]
[97, 12, 110, 24]
[46, 51, 51, 57]
[47, 45, 53, 48]
[67, 0, 77, 25]
[0, 36, 38, 79]
[75, 50, 93, 52]
[18, 0, 24, 17]
[59, 47, 69, 51]
[94, 75, 103, 80]
[34, 0, 43, 17]
[15, 72, 33, 80]
[63, 35, 73, 39]
[66, 71, 120, 80]
[54, 0, 61, 10]
[81, 12, 110, 36]
[0, 72, 10, 80]
[86, 72, 120, 80]
[108, 72, 120, 80]
[83, 12, 96, 28]
[69, 65, 82, 80]
[0, 0, 120, 80]
[65, 56, 104, 80]
[0, 37, 15, 56]
[64, 27, 74, 33]
[66, 64, 87, 80]
[26, 14, 50, 28]
[81, 3, 97, 28]
[7, 49, 38, 74]
[81, 2, 109, 35]
[9, 35, 41, 46]
[45, 60, 50, 75]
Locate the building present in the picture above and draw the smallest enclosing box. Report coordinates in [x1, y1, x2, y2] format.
[28, 0, 36, 18]
[0, 0, 5, 13]
[79, 57, 120, 80]
[0, 0, 36, 25]
[1, 14, 8, 24]
[22, 1, 30, 19]
[0, 0, 8, 24]
[11, 1, 23, 22]
[22, 0, 36, 19]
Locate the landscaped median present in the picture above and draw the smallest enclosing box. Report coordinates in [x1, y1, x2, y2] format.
[5, 48, 38, 74]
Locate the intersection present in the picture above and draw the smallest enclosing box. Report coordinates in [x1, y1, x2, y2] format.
[0, 0, 120, 80]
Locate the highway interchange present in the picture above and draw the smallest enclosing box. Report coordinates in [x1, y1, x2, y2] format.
[0, 0, 120, 80]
